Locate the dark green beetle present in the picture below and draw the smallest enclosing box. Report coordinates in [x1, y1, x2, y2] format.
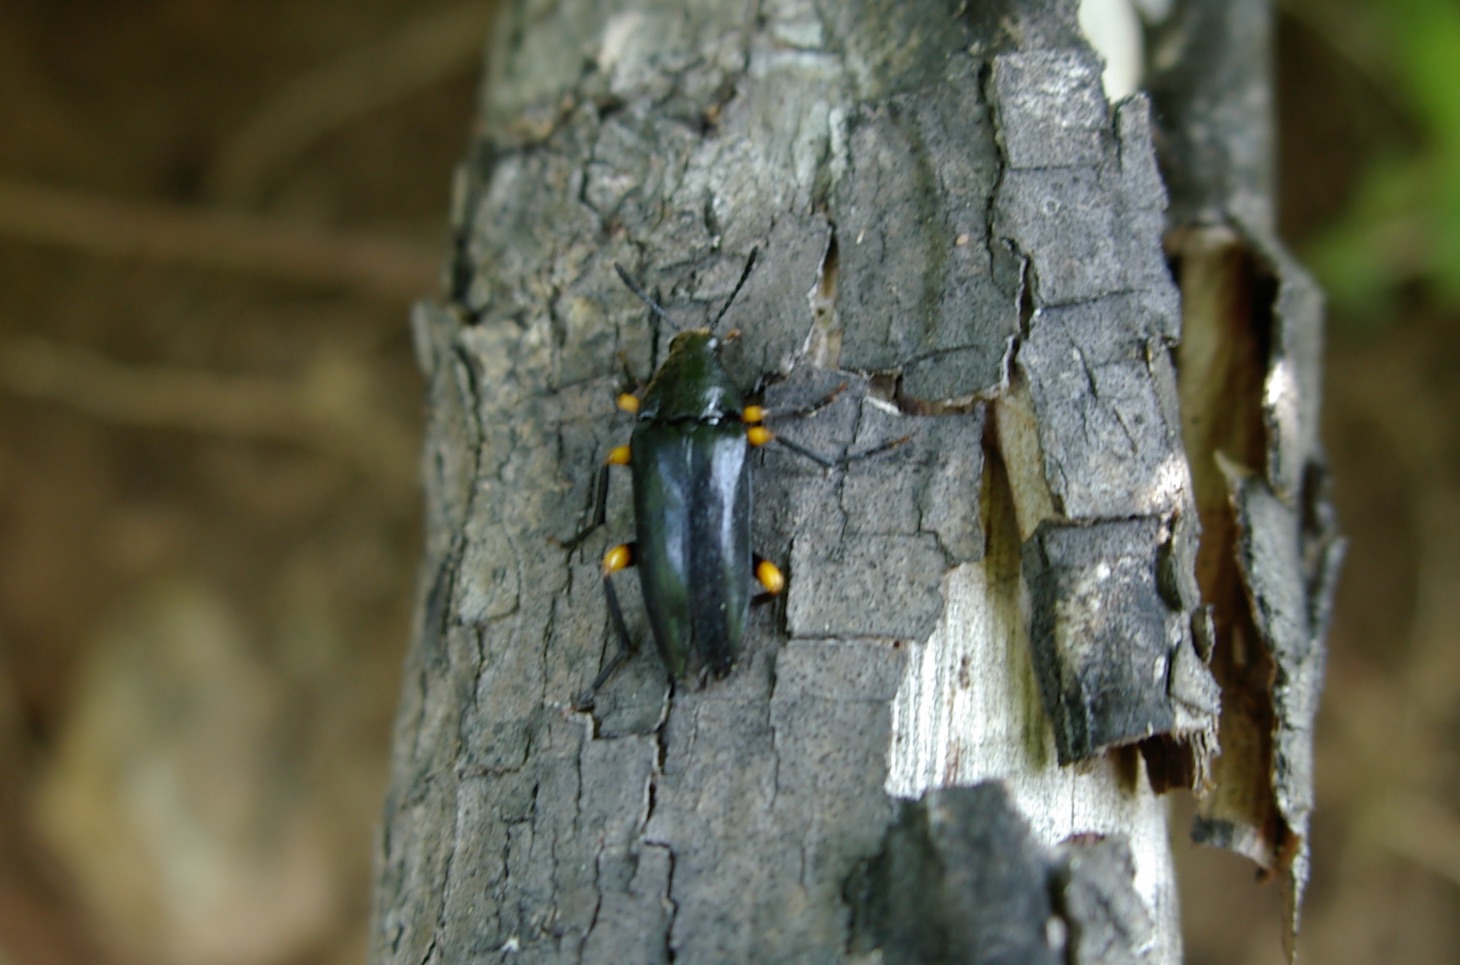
[566, 252, 854, 706]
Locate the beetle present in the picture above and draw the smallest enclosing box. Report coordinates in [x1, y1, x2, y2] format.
[565, 251, 878, 707]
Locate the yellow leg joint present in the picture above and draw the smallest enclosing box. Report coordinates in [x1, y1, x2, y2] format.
[747, 425, 774, 447]
[742, 404, 766, 424]
[755, 559, 785, 595]
[607, 444, 632, 465]
[602, 543, 634, 575]
[616, 393, 641, 414]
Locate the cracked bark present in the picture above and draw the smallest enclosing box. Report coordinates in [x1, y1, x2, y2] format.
[372, 1, 1335, 962]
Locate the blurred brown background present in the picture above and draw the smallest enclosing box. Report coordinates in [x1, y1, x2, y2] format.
[0, 1, 1453, 963]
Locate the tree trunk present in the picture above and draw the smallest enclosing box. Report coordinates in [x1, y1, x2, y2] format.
[372, 1, 1339, 962]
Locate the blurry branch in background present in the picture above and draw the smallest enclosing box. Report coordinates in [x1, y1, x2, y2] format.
[0, 336, 418, 492]
[209, 2, 495, 202]
[0, 5, 497, 294]
[0, 179, 438, 299]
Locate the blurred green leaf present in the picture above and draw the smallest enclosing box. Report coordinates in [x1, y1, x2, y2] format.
[1393, 0, 1460, 302]
[1295, 0, 1460, 318]
[1304, 153, 1424, 326]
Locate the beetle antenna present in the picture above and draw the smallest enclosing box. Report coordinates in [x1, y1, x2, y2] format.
[614, 264, 678, 329]
[710, 248, 759, 333]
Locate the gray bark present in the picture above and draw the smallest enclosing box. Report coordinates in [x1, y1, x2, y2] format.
[372, 0, 1336, 962]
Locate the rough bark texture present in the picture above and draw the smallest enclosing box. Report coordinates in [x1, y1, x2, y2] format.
[846, 784, 1155, 965]
[1147, 0, 1344, 950]
[372, 0, 1333, 962]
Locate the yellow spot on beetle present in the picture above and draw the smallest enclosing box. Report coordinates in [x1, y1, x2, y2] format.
[756, 560, 785, 595]
[602, 543, 634, 575]
[607, 445, 631, 465]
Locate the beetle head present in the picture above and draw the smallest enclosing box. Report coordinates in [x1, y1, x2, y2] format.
[640, 326, 743, 421]
[667, 328, 718, 357]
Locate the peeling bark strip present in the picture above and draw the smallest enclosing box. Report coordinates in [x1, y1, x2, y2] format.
[373, 0, 1329, 962]
[1147, 0, 1343, 951]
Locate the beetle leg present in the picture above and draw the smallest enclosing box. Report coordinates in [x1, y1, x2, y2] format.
[746, 420, 910, 470]
[845, 435, 912, 462]
[745, 424, 836, 468]
[743, 388, 851, 468]
[574, 541, 639, 709]
[745, 384, 910, 467]
[615, 350, 645, 394]
[563, 445, 632, 550]
[742, 383, 847, 423]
